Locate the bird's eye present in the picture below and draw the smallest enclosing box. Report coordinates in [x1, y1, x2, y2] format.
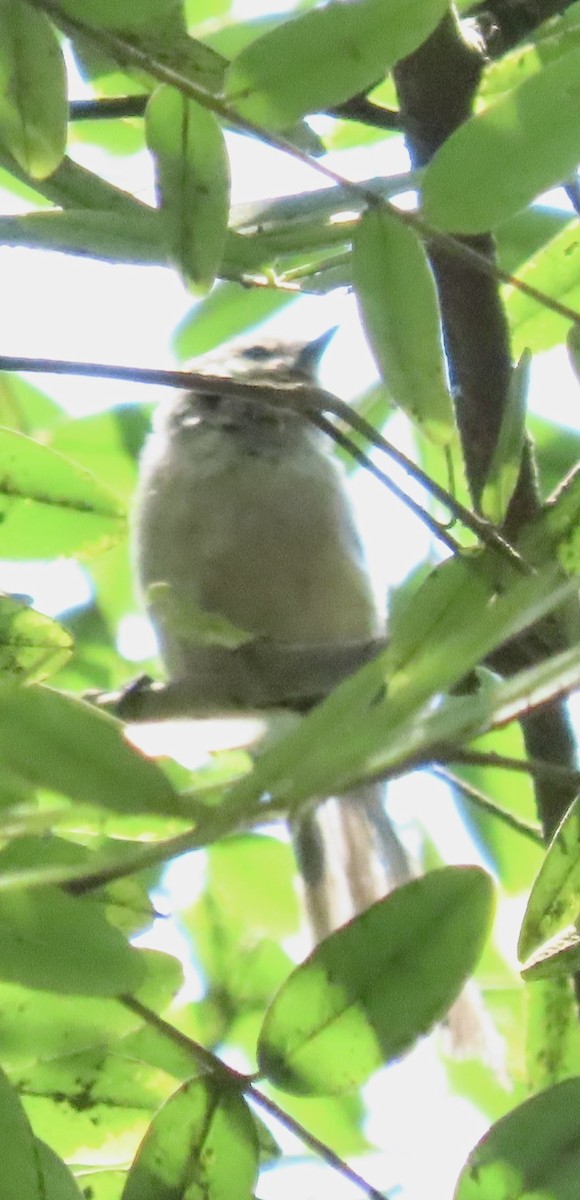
[243, 345, 271, 361]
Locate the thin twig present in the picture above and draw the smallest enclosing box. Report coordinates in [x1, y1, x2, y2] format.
[313, 412, 462, 554]
[432, 766, 543, 843]
[121, 995, 387, 1200]
[0, 352, 526, 566]
[444, 747, 580, 786]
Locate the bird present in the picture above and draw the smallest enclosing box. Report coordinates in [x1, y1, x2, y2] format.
[132, 328, 412, 941]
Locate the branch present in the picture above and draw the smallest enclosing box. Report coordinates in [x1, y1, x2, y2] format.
[393, 9, 579, 848]
[121, 995, 387, 1200]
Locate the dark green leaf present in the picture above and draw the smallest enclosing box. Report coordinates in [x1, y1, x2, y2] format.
[122, 1074, 259, 1200]
[0, 682, 183, 817]
[422, 47, 580, 232]
[35, 1139, 84, 1199]
[454, 1077, 580, 1199]
[58, 0, 182, 31]
[146, 86, 230, 290]
[258, 867, 494, 1095]
[0, 886, 144, 995]
[0, 1063, 41, 1200]
[354, 207, 454, 444]
[0, 1, 67, 179]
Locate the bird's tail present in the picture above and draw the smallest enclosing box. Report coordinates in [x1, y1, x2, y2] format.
[293, 782, 412, 943]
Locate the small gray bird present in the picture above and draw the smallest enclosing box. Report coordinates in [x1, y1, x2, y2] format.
[132, 330, 411, 940]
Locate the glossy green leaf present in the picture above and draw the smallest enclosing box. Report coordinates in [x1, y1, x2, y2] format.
[258, 867, 494, 1095]
[225, 0, 448, 128]
[454, 1077, 580, 1200]
[0, 682, 183, 817]
[422, 47, 580, 233]
[519, 794, 580, 962]
[0, 595, 72, 682]
[505, 219, 580, 358]
[0, 1063, 41, 1200]
[0, 1, 67, 179]
[0, 428, 126, 559]
[122, 1074, 259, 1200]
[146, 86, 230, 290]
[0, 886, 144, 995]
[354, 207, 454, 444]
[481, 351, 530, 523]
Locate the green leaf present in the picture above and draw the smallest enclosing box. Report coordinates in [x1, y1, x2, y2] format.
[0, 682, 183, 817]
[258, 867, 494, 1095]
[422, 46, 580, 233]
[173, 282, 296, 360]
[505, 219, 580, 358]
[207, 835, 300, 938]
[519, 794, 580, 963]
[51, 405, 149, 502]
[0, 886, 144, 995]
[225, 0, 448, 128]
[0, 1, 67, 179]
[147, 581, 255, 648]
[227, 561, 575, 813]
[0, 209, 168, 265]
[0, 949, 182, 1068]
[354, 206, 455, 444]
[122, 1074, 259, 1200]
[146, 86, 230, 290]
[35, 1141, 83, 1200]
[481, 351, 530, 524]
[495, 206, 571, 276]
[454, 1077, 580, 1199]
[0, 427, 126, 559]
[521, 464, 580, 583]
[58, 0, 182, 31]
[527, 978, 580, 1091]
[0, 1063, 41, 1200]
[0, 595, 72, 682]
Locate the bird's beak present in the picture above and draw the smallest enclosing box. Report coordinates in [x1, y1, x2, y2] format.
[296, 326, 338, 375]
